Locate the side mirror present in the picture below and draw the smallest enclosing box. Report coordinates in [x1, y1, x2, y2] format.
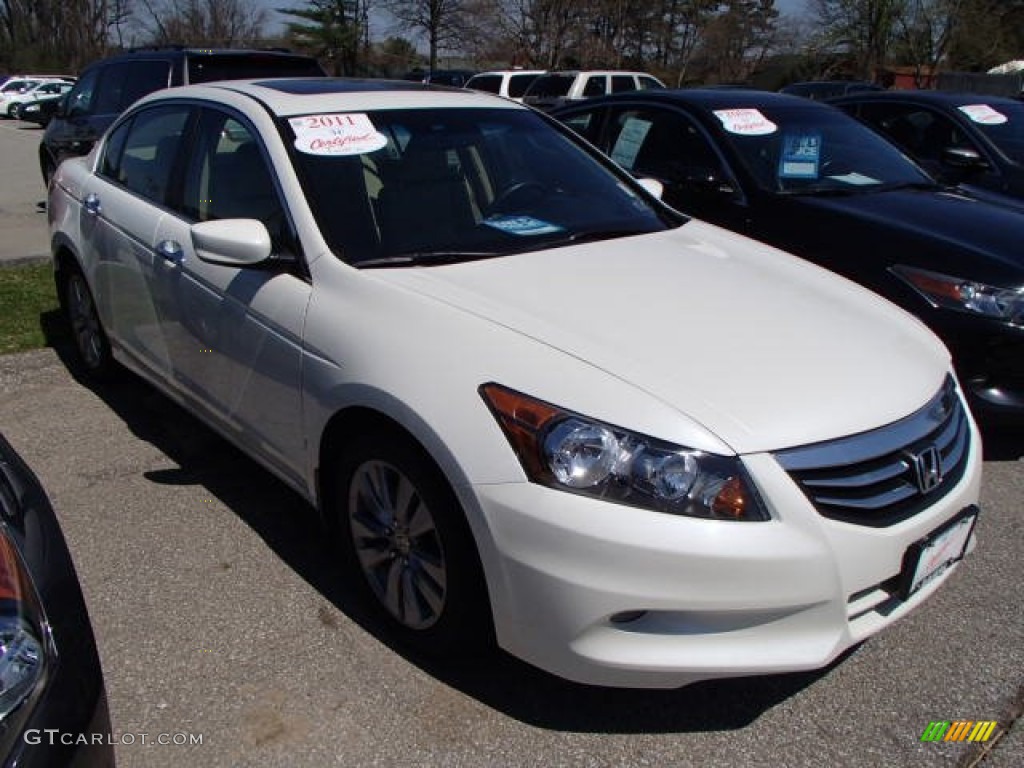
[941, 146, 988, 172]
[54, 94, 69, 118]
[191, 219, 272, 267]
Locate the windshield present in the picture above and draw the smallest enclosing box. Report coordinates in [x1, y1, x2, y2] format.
[287, 107, 673, 266]
[960, 101, 1024, 164]
[714, 104, 933, 195]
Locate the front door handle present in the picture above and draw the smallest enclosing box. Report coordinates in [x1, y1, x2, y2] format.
[83, 193, 101, 216]
[156, 239, 184, 264]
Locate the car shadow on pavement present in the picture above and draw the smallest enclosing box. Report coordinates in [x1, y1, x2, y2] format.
[45, 332, 852, 734]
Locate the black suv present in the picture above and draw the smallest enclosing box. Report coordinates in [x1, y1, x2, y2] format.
[40, 47, 325, 185]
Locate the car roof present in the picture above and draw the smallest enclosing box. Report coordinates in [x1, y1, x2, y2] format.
[134, 77, 522, 116]
[470, 70, 546, 77]
[554, 87, 818, 112]
[831, 90, 1023, 108]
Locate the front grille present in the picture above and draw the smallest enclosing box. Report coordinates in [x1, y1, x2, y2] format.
[775, 377, 970, 527]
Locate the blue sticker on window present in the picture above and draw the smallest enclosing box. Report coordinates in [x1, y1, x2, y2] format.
[483, 215, 563, 236]
[779, 133, 821, 179]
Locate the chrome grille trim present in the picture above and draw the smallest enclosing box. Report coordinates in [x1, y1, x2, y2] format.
[775, 377, 970, 527]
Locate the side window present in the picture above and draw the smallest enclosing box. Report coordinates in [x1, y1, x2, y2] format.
[98, 119, 132, 182]
[637, 76, 663, 90]
[582, 75, 607, 97]
[118, 61, 172, 110]
[183, 108, 288, 252]
[508, 74, 539, 98]
[468, 75, 501, 94]
[112, 106, 189, 204]
[560, 110, 603, 145]
[66, 68, 101, 116]
[607, 107, 729, 190]
[611, 75, 635, 93]
[861, 103, 978, 163]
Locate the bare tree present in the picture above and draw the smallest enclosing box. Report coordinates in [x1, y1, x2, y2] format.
[383, 0, 467, 70]
[813, 0, 904, 79]
[135, 0, 268, 47]
[894, 0, 965, 85]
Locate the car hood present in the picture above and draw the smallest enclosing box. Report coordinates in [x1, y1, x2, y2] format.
[788, 186, 1024, 278]
[373, 222, 950, 454]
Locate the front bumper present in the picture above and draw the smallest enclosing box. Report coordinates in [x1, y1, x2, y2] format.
[470, 420, 982, 689]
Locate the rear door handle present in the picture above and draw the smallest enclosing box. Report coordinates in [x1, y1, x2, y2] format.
[83, 193, 101, 216]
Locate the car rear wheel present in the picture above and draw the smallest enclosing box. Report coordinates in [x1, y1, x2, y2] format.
[334, 431, 492, 657]
[63, 267, 114, 378]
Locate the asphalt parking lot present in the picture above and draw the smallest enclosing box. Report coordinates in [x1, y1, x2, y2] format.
[0, 116, 1022, 768]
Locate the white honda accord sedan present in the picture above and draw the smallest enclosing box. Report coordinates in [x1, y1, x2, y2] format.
[48, 79, 981, 688]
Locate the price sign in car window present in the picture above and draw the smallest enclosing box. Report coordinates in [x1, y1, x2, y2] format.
[779, 132, 822, 179]
[610, 117, 652, 170]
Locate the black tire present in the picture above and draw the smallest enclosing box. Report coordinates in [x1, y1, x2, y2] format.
[62, 266, 115, 379]
[334, 431, 493, 657]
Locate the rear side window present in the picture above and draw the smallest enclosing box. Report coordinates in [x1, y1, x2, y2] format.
[507, 73, 540, 98]
[583, 76, 607, 97]
[467, 75, 501, 94]
[100, 106, 190, 205]
[526, 74, 573, 98]
[94, 61, 171, 114]
[611, 75, 635, 93]
[187, 54, 324, 82]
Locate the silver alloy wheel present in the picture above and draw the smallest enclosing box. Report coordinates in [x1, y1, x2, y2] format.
[66, 273, 104, 370]
[348, 460, 447, 629]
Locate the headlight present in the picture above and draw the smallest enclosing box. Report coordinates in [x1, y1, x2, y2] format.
[23, 104, 39, 114]
[0, 530, 46, 721]
[480, 383, 768, 521]
[892, 265, 1024, 322]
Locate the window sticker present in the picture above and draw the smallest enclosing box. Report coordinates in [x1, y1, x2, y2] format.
[289, 113, 388, 156]
[610, 117, 652, 169]
[483, 215, 563, 236]
[958, 104, 1008, 125]
[778, 132, 822, 179]
[713, 108, 777, 136]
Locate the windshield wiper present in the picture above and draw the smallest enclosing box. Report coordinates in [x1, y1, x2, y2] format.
[355, 251, 500, 268]
[536, 228, 656, 249]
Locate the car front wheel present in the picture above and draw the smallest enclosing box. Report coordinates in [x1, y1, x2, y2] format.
[335, 431, 492, 657]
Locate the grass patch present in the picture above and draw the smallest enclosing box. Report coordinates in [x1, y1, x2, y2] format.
[0, 261, 63, 355]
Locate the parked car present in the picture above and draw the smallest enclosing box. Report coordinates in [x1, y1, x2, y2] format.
[831, 90, 1024, 206]
[465, 69, 546, 102]
[0, 78, 49, 116]
[39, 46, 326, 185]
[6, 79, 74, 119]
[521, 70, 664, 111]
[0, 433, 112, 766]
[779, 80, 883, 100]
[403, 68, 476, 87]
[18, 93, 64, 126]
[553, 89, 1024, 420]
[49, 78, 980, 689]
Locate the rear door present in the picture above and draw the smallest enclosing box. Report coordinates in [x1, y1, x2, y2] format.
[151, 106, 310, 486]
[82, 103, 191, 380]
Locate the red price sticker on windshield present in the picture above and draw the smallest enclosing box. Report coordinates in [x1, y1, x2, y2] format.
[290, 113, 388, 156]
